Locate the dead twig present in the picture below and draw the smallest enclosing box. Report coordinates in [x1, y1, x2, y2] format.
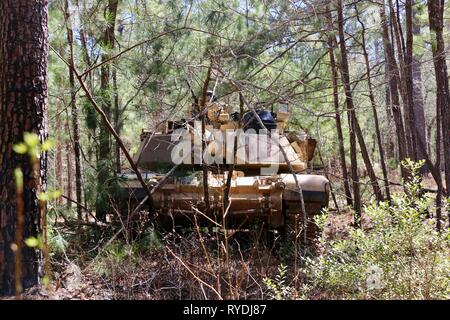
[166, 246, 223, 300]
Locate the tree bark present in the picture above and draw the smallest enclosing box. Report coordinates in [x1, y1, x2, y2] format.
[327, 29, 353, 206]
[96, 0, 119, 221]
[411, 3, 428, 173]
[63, 0, 83, 225]
[427, 0, 450, 227]
[75, 0, 93, 89]
[404, 0, 418, 160]
[383, 48, 396, 160]
[355, 5, 391, 201]
[354, 119, 384, 202]
[337, 0, 361, 220]
[0, 0, 48, 295]
[200, 67, 212, 217]
[66, 140, 73, 208]
[380, 2, 409, 181]
[55, 103, 64, 206]
[113, 68, 121, 174]
[389, 0, 415, 160]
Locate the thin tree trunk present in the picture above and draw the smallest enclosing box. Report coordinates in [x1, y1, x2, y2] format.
[327, 32, 353, 206]
[435, 86, 442, 230]
[380, 2, 409, 181]
[427, 118, 434, 158]
[354, 120, 384, 202]
[224, 93, 243, 211]
[412, 3, 428, 173]
[75, 0, 93, 89]
[66, 141, 73, 208]
[113, 68, 121, 173]
[389, 0, 415, 160]
[428, 0, 450, 228]
[64, 0, 83, 225]
[55, 103, 64, 206]
[96, 0, 119, 221]
[200, 67, 212, 217]
[355, 5, 391, 201]
[337, 0, 361, 221]
[0, 0, 48, 296]
[336, 5, 383, 202]
[404, 0, 418, 160]
[384, 50, 396, 160]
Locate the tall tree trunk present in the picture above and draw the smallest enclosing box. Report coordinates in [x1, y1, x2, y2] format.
[355, 5, 391, 201]
[380, 2, 409, 181]
[113, 68, 121, 174]
[55, 103, 64, 206]
[427, 117, 435, 158]
[0, 0, 48, 296]
[383, 49, 396, 160]
[332, 6, 383, 203]
[354, 120, 384, 202]
[66, 141, 73, 208]
[64, 0, 83, 225]
[337, 4, 383, 203]
[427, 0, 450, 227]
[96, 0, 119, 221]
[337, 0, 361, 221]
[200, 67, 212, 217]
[75, 0, 93, 90]
[75, 0, 91, 210]
[404, 0, 418, 160]
[327, 35, 353, 206]
[412, 3, 428, 173]
[389, 0, 415, 160]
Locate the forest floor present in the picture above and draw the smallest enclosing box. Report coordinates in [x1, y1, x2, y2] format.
[4, 208, 370, 300]
[1, 171, 443, 300]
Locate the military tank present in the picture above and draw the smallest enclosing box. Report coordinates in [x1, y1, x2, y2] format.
[118, 93, 329, 242]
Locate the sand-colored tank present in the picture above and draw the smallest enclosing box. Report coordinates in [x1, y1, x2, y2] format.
[119, 97, 329, 241]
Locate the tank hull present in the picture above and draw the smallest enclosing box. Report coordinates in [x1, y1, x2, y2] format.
[118, 172, 329, 231]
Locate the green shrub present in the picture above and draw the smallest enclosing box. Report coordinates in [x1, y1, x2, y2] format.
[93, 241, 139, 277]
[387, 157, 399, 170]
[263, 263, 293, 300]
[303, 160, 450, 299]
[137, 227, 163, 252]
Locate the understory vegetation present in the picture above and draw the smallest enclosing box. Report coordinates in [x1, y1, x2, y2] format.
[38, 161, 449, 300]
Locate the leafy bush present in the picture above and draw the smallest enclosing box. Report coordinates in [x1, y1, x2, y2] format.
[136, 227, 163, 252]
[263, 264, 293, 300]
[302, 160, 450, 299]
[93, 241, 139, 277]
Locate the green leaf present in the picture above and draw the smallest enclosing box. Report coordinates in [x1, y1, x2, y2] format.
[28, 149, 40, 161]
[42, 276, 50, 286]
[14, 168, 24, 192]
[13, 143, 28, 154]
[23, 132, 40, 148]
[38, 192, 50, 202]
[50, 190, 62, 199]
[25, 237, 39, 248]
[43, 189, 62, 201]
[41, 139, 55, 151]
